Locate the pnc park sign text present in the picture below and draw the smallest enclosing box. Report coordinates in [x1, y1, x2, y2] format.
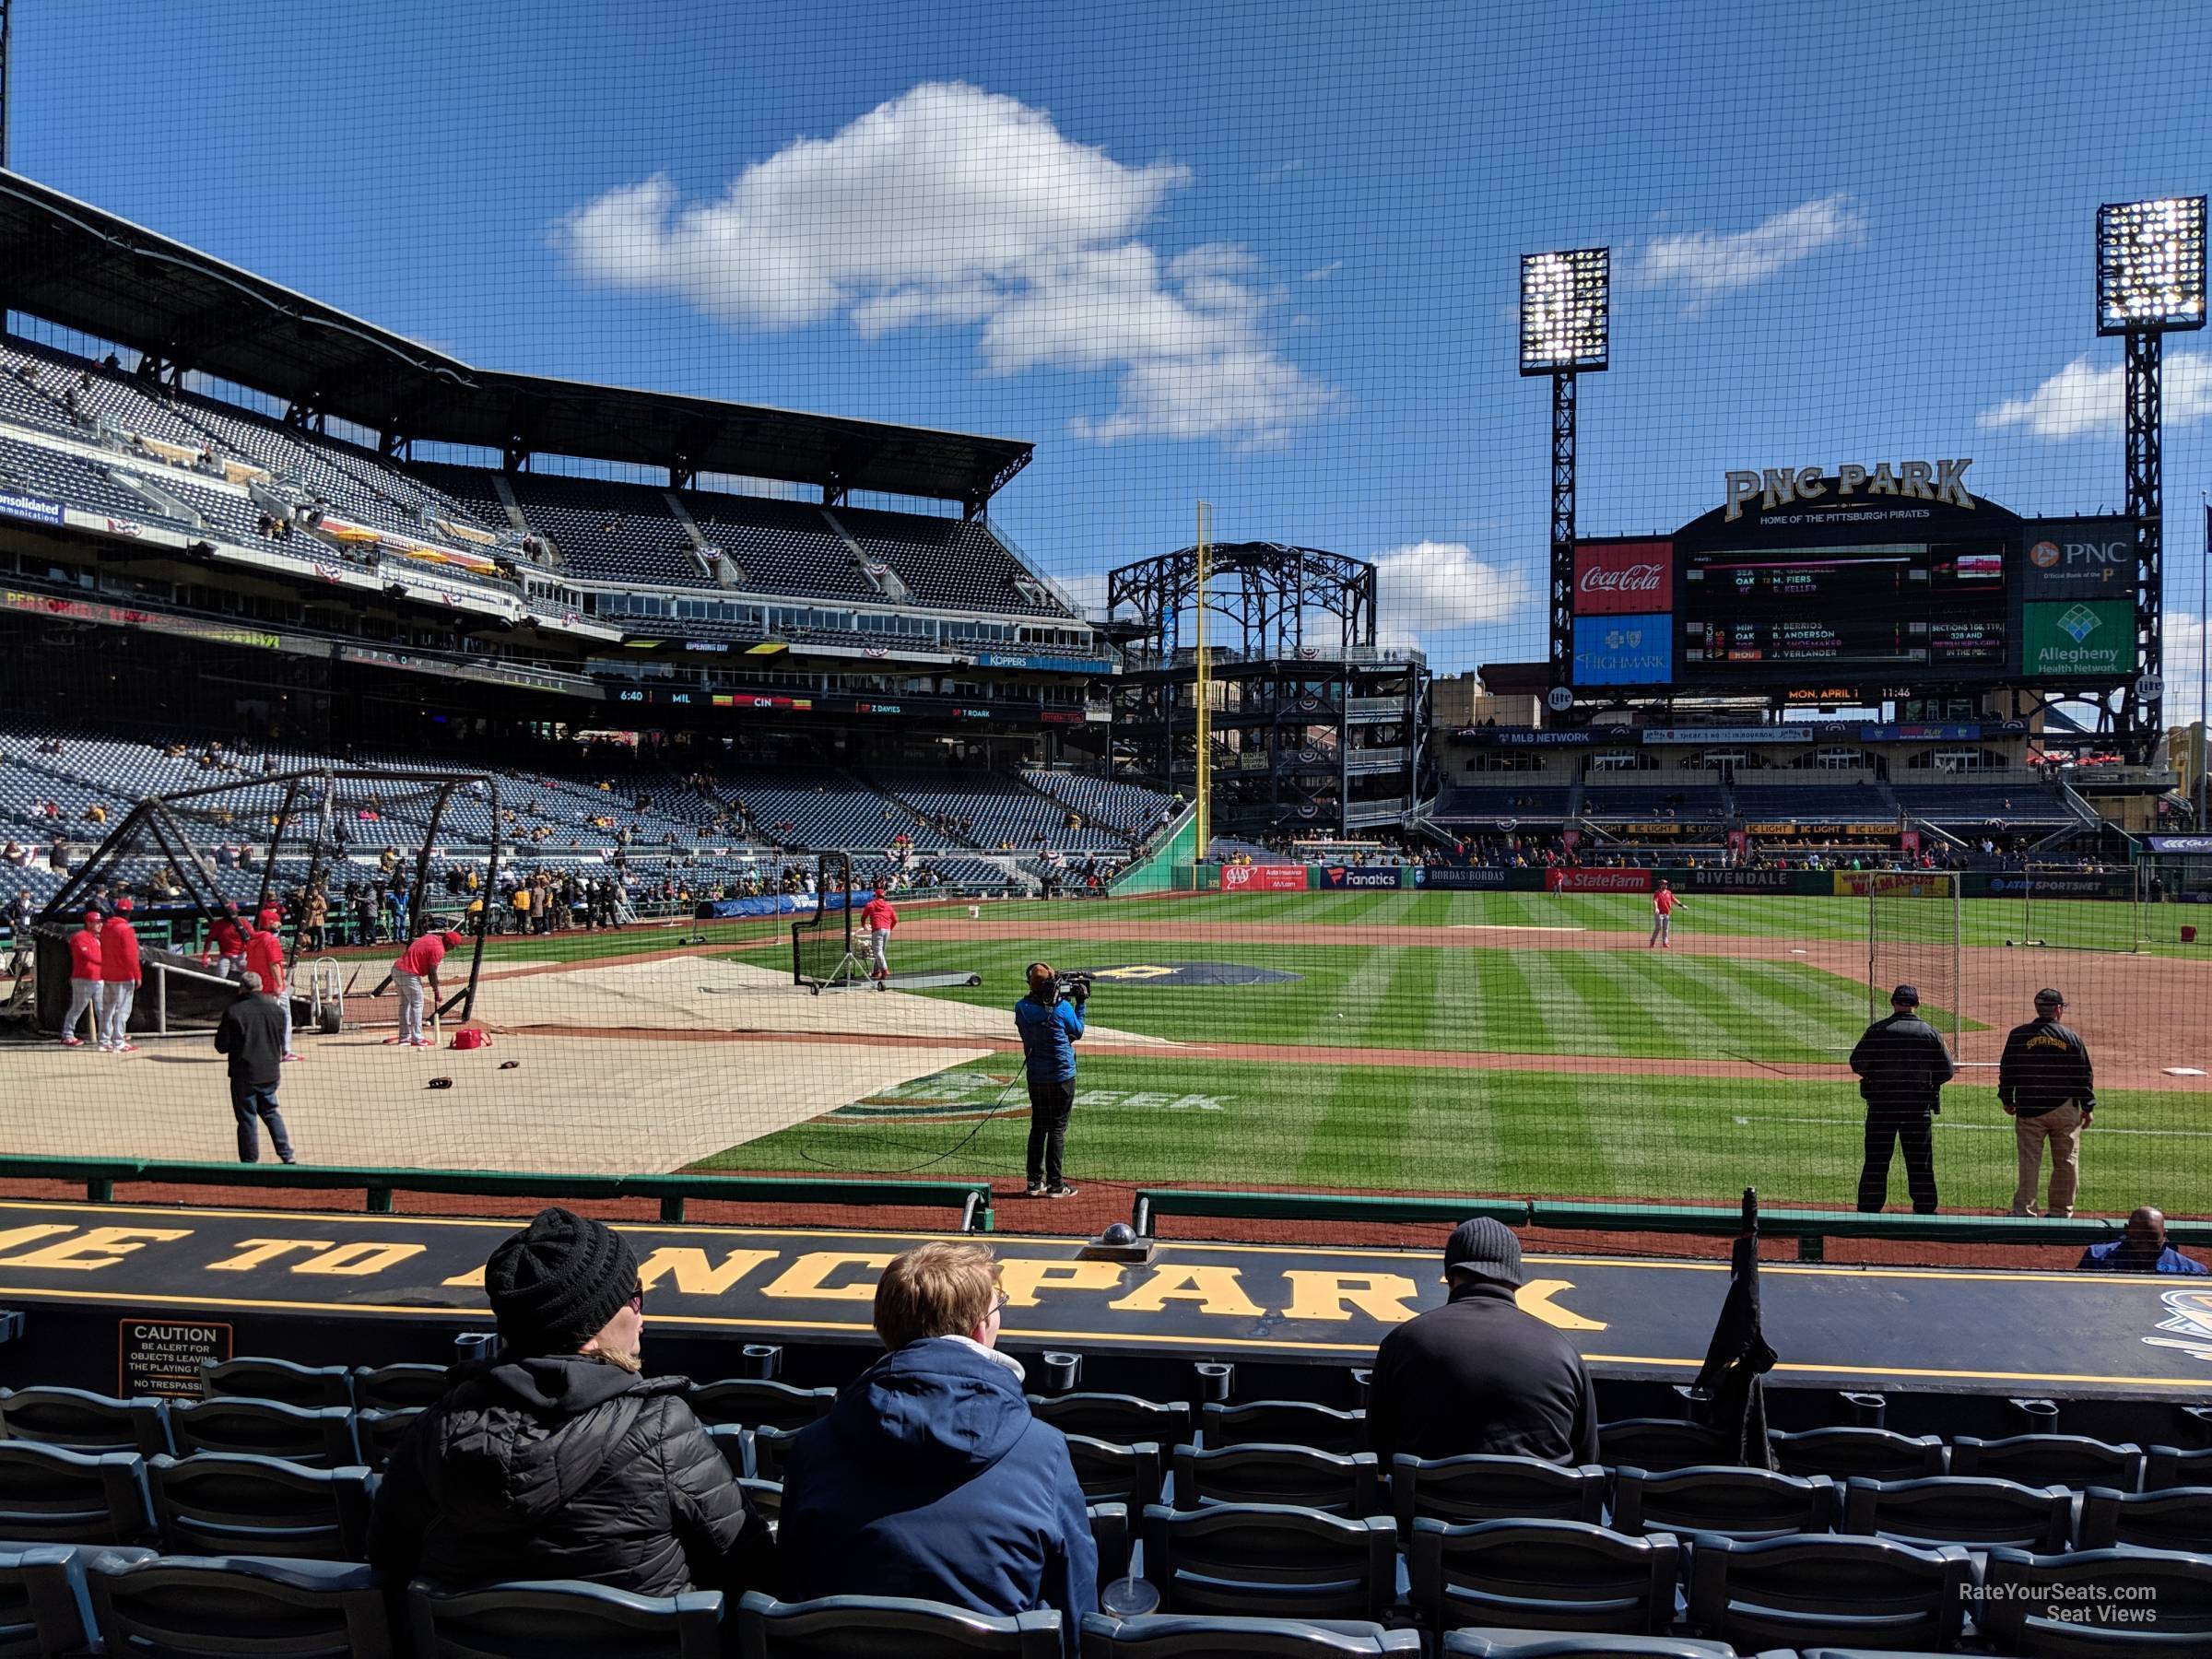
[1724, 458, 1974, 522]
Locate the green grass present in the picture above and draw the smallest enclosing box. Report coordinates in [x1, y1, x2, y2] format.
[853, 935, 1955, 1062]
[697, 1053, 2212, 1215]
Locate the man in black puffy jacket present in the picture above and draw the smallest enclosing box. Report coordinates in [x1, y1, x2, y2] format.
[1849, 983, 1956, 1214]
[368, 1206, 773, 1596]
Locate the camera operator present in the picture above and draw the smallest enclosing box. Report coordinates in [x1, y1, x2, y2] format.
[1014, 962, 1086, 1199]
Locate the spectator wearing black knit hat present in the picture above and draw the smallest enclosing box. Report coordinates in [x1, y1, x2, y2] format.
[369, 1206, 773, 1596]
[1367, 1217, 1598, 1465]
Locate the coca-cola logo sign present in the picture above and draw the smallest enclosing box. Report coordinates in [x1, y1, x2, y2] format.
[1573, 541, 1674, 615]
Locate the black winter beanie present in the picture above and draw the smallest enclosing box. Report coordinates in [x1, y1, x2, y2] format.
[484, 1206, 639, 1356]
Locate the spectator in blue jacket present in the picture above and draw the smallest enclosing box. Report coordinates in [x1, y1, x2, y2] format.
[1013, 961, 1084, 1198]
[780, 1241, 1096, 1652]
[2079, 1206, 2207, 1275]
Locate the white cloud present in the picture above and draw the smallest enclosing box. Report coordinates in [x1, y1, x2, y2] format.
[1371, 539, 1532, 651]
[1302, 259, 1342, 281]
[556, 82, 1338, 450]
[2165, 610, 2209, 735]
[1978, 350, 2212, 440]
[1635, 194, 1868, 308]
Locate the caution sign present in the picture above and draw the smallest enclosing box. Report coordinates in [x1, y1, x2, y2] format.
[120, 1317, 231, 1399]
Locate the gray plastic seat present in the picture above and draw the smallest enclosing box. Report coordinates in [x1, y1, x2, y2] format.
[1685, 1532, 1970, 1653]
[0, 1442, 152, 1545]
[735, 1591, 1060, 1657]
[1949, 1433, 2144, 1492]
[414, 1578, 722, 1657]
[747, 1425, 798, 1484]
[1144, 1501, 1397, 1621]
[1390, 1454, 1608, 1532]
[0, 1543, 157, 1659]
[688, 1379, 836, 1431]
[1441, 1638, 1739, 1658]
[2077, 1485, 2212, 1553]
[353, 1362, 452, 1411]
[1173, 1443, 1382, 1517]
[0, 1386, 169, 1457]
[166, 1397, 359, 1467]
[2145, 1445, 2212, 1490]
[1843, 1474, 2073, 1551]
[1408, 1518, 1677, 1637]
[1203, 1403, 1366, 1455]
[1066, 1435, 1165, 1512]
[1084, 1612, 1421, 1653]
[1771, 1426, 1947, 1482]
[1979, 1546, 2212, 1655]
[88, 1551, 395, 1657]
[201, 1357, 354, 1408]
[147, 1452, 373, 1559]
[1612, 1464, 1836, 1541]
[1596, 1419, 1727, 1474]
[1030, 1394, 1194, 1450]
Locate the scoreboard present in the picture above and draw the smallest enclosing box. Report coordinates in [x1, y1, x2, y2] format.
[1565, 473, 2138, 699]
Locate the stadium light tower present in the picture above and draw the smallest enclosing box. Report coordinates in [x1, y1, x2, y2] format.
[1521, 248, 1610, 703]
[2097, 196, 2206, 752]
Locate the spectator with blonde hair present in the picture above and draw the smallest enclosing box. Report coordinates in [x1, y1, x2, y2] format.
[780, 1241, 1095, 1649]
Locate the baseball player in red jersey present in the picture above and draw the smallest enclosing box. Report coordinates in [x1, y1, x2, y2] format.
[98, 899, 143, 1052]
[243, 917, 298, 1061]
[1649, 879, 1683, 948]
[61, 909, 102, 1046]
[208, 904, 247, 978]
[857, 891, 898, 991]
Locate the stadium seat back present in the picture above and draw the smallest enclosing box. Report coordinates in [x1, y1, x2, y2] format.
[2146, 1445, 2212, 1490]
[1030, 1393, 1193, 1448]
[88, 1551, 396, 1658]
[353, 1362, 453, 1411]
[739, 1477, 782, 1531]
[167, 1397, 359, 1467]
[1065, 1435, 1165, 1512]
[0, 1385, 170, 1457]
[1950, 1432, 2144, 1492]
[1595, 1419, 1727, 1474]
[0, 1441, 154, 1546]
[1408, 1517, 1677, 1636]
[201, 1357, 354, 1408]
[414, 1578, 724, 1658]
[1088, 1500, 1133, 1585]
[688, 1379, 836, 1432]
[1083, 1611, 1422, 1653]
[1439, 1636, 1739, 1658]
[1202, 1402, 1367, 1455]
[1685, 1532, 1970, 1653]
[2077, 1485, 2212, 1554]
[747, 1425, 798, 1484]
[735, 1590, 1061, 1657]
[1979, 1546, 2212, 1654]
[1143, 1501, 1397, 1621]
[1390, 1453, 1607, 1532]
[1172, 1442, 1382, 1517]
[1771, 1426, 1947, 1482]
[356, 1406, 424, 1473]
[1843, 1474, 2073, 1552]
[1612, 1464, 1836, 1541]
[147, 1452, 373, 1559]
[0, 1543, 156, 1659]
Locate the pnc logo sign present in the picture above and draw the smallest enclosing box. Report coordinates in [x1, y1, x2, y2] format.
[2029, 540, 2060, 569]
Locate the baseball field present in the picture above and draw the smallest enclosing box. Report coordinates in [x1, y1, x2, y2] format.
[666, 885, 2212, 1218]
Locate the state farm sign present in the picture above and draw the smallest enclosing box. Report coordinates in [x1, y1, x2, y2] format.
[1573, 542, 1673, 615]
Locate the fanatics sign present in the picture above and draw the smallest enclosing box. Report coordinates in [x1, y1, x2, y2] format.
[1572, 542, 1674, 615]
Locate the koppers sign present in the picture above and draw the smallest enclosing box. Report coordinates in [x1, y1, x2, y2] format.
[1322, 866, 1403, 889]
[1573, 541, 1674, 616]
[1220, 865, 1307, 892]
[1546, 867, 1653, 894]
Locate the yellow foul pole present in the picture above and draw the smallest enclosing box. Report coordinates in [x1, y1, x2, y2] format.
[1194, 500, 1211, 861]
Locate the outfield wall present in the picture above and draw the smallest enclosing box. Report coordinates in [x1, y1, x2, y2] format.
[1188, 863, 2139, 900]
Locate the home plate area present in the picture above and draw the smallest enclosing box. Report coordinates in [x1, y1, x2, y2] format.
[1068, 960, 1305, 987]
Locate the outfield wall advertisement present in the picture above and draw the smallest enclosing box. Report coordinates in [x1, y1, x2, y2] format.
[1546, 867, 1654, 893]
[1414, 865, 1512, 889]
[1219, 865, 1307, 891]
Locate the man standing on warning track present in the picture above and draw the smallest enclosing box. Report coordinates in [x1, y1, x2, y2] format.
[243, 914, 299, 1063]
[858, 889, 898, 993]
[97, 898, 142, 1054]
[207, 902, 247, 979]
[388, 927, 465, 1049]
[1649, 880, 1682, 948]
[1014, 963, 1084, 1200]
[1849, 984, 1954, 1214]
[60, 908, 101, 1047]
[2000, 987, 2095, 1218]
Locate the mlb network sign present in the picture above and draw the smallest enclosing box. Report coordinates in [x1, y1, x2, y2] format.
[2022, 520, 2136, 597]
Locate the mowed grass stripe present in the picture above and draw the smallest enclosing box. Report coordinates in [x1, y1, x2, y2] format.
[1295, 1064, 1414, 1184]
[1728, 957, 1896, 1049]
[1615, 952, 1842, 1064]
[1598, 951, 1771, 1060]
[1506, 951, 1630, 1056]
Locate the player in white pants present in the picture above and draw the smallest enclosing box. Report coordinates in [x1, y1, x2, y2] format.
[1649, 880, 1680, 948]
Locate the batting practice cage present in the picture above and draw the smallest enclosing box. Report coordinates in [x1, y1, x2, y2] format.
[0, 0, 2206, 1278]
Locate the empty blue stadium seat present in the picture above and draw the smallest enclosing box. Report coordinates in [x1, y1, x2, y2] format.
[1771, 1427, 1946, 1482]
[166, 1398, 359, 1468]
[2077, 1485, 2212, 1553]
[1171, 1443, 1382, 1517]
[0, 1386, 170, 1458]
[1950, 1432, 2144, 1492]
[1842, 1473, 2073, 1552]
[1407, 1518, 1677, 1637]
[412, 1578, 724, 1658]
[688, 1379, 836, 1431]
[1030, 1394, 1194, 1450]
[1065, 1436, 1165, 1512]
[1143, 1502, 1397, 1621]
[1388, 1454, 1607, 1532]
[1441, 1638, 1737, 1658]
[1594, 1420, 1728, 1474]
[1684, 1533, 1970, 1653]
[200, 1358, 353, 1409]
[147, 1453, 373, 1559]
[1611, 1464, 1837, 1541]
[87, 1551, 396, 1657]
[0, 1542, 157, 1659]
[1978, 1546, 2212, 1654]
[1201, 1403, 1366, 1456]
[735, 1590, 1061, 1657]
[1083, 1612, 1422, 1654]
[0, 1441, 153, 1546]
[351, 1363, 451, 1411]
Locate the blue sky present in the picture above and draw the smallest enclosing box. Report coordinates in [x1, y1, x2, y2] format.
[15, 0, 2212, 691]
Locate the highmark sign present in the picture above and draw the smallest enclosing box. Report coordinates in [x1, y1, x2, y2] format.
[1722, 459, 1974, 522]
